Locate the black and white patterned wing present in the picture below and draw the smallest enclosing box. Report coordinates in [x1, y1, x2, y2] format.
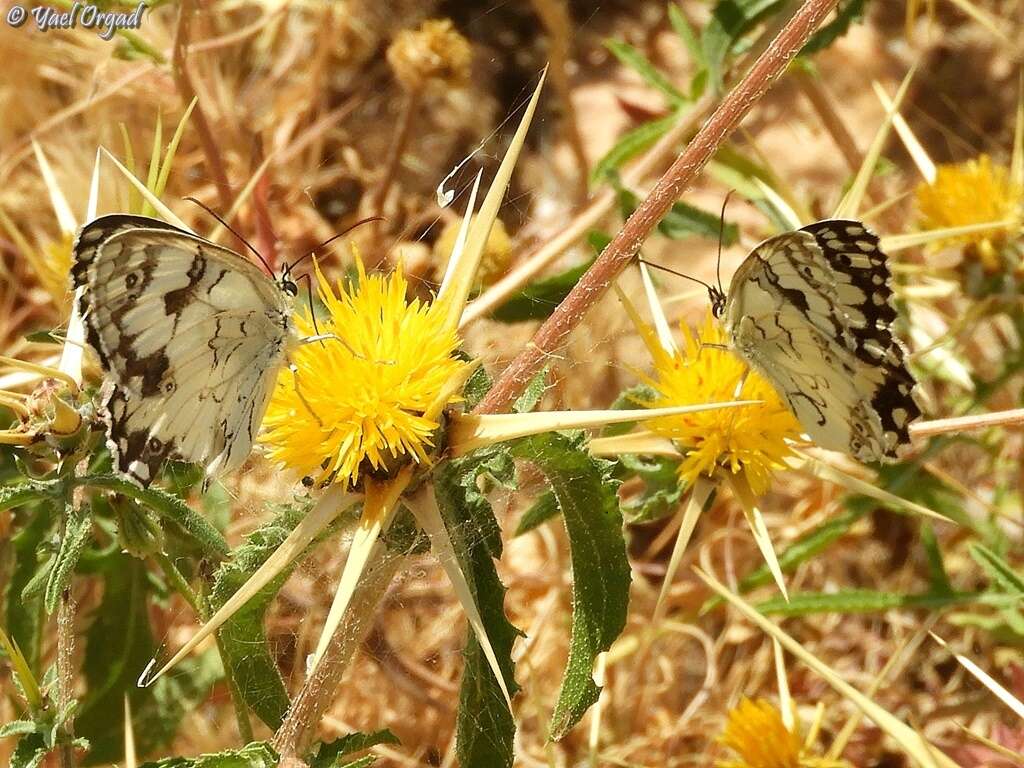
[724, 224, 921, 462]
[73, 215, 293, 485]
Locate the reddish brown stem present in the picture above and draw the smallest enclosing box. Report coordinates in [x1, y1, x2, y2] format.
[474, 0, 840, 415]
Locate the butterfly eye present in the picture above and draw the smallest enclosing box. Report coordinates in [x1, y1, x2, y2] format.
[282, 280, 299, 297]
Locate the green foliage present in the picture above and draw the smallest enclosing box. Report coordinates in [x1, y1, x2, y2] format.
[800, 0, 868, 56]
[308, 729, 399, 768]
[5, 699, 88, 768]
[513, 490, 558, 535]
[78, 474, 230, 558]
[434, 448, 521, 768]
[509, 433, 630, 739]
[491, 258, 596, 323]
[604, 39, 687, 107]
[77, 557, 221, 764]
[756, 589, 984, 616]
[138, 742, 279, 768]
[43, 505, 92, 614]
[208, 502, 317, 729]
[4, 505, 52, 670]
[592, 114, 680, 184]
[702, 0, 784, 92]
[615, 182, 739, 245]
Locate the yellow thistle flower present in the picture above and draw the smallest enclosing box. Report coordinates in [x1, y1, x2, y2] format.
[718, 698, 847, 768]
[259, 258, 468, 487]
[636, 311, 801, 496]
[916, 155, 1023, 271]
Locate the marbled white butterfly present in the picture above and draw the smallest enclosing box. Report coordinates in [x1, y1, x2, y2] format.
[73, 215, 306, 486]
[706, 219, 922, 463]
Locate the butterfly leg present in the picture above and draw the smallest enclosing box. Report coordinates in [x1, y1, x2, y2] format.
[287, 362, 324, 426]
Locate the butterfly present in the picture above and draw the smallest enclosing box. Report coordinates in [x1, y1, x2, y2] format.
[705, 219, 922, 463]
[72, 214, 302, 486]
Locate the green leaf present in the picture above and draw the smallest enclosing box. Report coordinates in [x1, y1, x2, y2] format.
[514, 491, 559, 536]
[800, 0, 867, 56]
[78, 475, 229, 558]
[618, 454, 686, 524]
[4, 505, 52, 671]
[463, 363, 494, 411]
[11, 732, 48, 768]
[971, 543, 1024, 594]
[756, 589, 982, 616]
[921, 523, 953, 595]
[668, 4, 704, 67]
[490, 259, 595, 323]
[308, 730, 399, 768]
[0, 720, 37, 738]
[0, 481, 59, 512]
[44, 505, 92, 614]
[702, 0, 785, 92]
[604, 39, 686, 107]
[513, 369, 550, 414]
[209, 501, 324, 729]
[657, 200, 739, 244]
[615, 182, 738, 244]
[509, 433, 630, 739]
[77, 557, 221, 765]
[969, 543, 1024, 634]
[591, 113, 677, 184]
[138, 742, 279, 768]
[434, 449, 522, 768]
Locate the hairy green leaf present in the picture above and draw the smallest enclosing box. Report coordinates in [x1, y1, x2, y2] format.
[491, 259, 595, 323]
[308, 729, 399, 768]
[44, 505, 92, 614]
[138, 742, 279, 768]
[0, 481, 59, 512]
[604, 39, 686, 106]
[514, 491, 558, 536]
[78, 475, 229, 558]
[510, 433, 630, 739]
[434, 449, 521, 768]
[209, 501, 322, 729]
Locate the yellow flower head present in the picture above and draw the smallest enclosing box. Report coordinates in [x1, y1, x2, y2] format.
[637, 311, 801, 496]
[260, 258, 468, 487]
[718, 698, 847, 768]
[916, 154, 1023, 271]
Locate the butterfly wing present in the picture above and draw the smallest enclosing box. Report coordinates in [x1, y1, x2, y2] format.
[73, 215, 292, 485]
[725, 223, 920, 462]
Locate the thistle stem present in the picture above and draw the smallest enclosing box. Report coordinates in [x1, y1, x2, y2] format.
[272, 546, 406, 760]
[473, 0, 841, 414]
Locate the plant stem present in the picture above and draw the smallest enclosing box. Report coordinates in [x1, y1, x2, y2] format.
[272, 546, 406, 760]
[794, 68, 863, 173]
[56, 586, 77, 768]
[473, 0, 841, 414]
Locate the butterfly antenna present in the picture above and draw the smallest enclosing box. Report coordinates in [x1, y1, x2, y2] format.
[637, 258, 717, 294]
[296, 273, 325, 343]
[183, 196, 276, 277]
[715, 190, 737, 298]
[285, 216, 385, 275]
